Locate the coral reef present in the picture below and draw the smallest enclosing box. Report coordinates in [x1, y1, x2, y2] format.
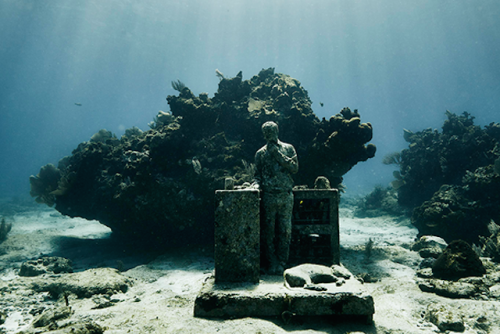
[390, 111, 500, 243]
[30, 68, 375, 244]
[412, 165, 500, 243]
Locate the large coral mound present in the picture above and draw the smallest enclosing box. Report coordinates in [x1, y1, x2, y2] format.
[394, 111, 500, 243]
[29, 68, 375, 245]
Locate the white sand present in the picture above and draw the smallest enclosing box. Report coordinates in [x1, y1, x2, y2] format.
[1, 203, 500, 333]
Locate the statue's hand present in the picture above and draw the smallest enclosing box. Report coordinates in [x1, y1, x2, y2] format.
[267, 142, 279, 156]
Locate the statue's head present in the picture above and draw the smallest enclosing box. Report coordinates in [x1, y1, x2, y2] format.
[262, 121, 279, 143]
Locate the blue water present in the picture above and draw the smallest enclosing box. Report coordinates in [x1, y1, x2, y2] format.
[1, 0, 499, 198]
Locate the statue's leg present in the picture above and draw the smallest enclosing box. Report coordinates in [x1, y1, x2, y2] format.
[261, 193, 278, 271]
[276, 191, 293, 266]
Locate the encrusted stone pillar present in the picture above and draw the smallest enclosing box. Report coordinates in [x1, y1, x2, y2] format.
[214, 189, 260, 283]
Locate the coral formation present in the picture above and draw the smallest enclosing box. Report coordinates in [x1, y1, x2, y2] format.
[30, 68, 375, 244]
[398, 111, 498, 208]
[432, 240, 486, 280]
[390, 111, 500, 243]
[354, 186, 402, 217]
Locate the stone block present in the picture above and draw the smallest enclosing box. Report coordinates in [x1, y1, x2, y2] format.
[215, 189, 260, 283]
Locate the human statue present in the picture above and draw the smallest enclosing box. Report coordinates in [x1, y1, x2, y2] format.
[253, 121, 298, 274]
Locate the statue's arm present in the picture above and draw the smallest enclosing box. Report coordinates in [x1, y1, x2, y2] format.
[252, 150, 263, 189]
[274, 144, 298, 174]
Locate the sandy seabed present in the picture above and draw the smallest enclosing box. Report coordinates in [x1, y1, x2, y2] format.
[1, 198, 500, 334]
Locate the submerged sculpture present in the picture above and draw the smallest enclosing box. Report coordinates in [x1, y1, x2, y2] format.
[253, 121, 298, 274]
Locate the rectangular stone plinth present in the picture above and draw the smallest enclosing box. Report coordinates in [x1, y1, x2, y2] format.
[194, 276, 374, 323]
[214, 189, 260, 283]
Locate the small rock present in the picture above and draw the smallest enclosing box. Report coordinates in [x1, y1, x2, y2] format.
[19, 257, 73, 277]
[418, 247, 442, 259]
[418, 279, 480, 298]
[335, 278, 345, 287]
[426, 303, 464, 332]
[487, 271, 500, 283]
[91, 295, 114, 309]
[31, 268, 132, 298]
[47, 320, 105, 334]
[416, 268, 433, 279]
[357, 273, 378, 283]
[458, 276, 485, 285]
[489, 284, 500, 298]
[418, 257, 435, 269]
[412, 235, 448, 252]
[0, 310, 6, 325]
[32, 306, 73, 328]
[474, 316, 490, 332]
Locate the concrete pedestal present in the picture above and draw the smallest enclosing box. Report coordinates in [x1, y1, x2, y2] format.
[214, 189, 260, 283]
[194, 276, 374, 323]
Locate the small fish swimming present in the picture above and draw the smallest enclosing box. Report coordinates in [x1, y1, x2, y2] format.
[74, 103, 82, 106]
[319, 102, 324, 107]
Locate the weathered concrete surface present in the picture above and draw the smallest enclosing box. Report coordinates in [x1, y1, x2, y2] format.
[214, 189, 260, 283]
[194, 275, 374, 322]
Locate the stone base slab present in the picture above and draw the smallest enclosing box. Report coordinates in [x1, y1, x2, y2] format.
[194, 275, 374, 323]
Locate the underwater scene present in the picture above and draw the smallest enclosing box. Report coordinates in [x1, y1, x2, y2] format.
[1, 1, 500, 333]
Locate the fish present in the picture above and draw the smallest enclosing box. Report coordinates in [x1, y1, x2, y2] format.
[319, 102, 324, 107]
[74, 103, 82, 106]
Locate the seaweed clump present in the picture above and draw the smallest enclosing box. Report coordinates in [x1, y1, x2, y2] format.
[391, 111, 500, 243]
[29, 68, 376, 246]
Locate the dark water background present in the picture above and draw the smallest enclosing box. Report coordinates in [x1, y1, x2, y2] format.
[1, 0, 499, 198]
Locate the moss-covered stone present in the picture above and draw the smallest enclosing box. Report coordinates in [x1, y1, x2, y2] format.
[432, 240, 486, 280]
